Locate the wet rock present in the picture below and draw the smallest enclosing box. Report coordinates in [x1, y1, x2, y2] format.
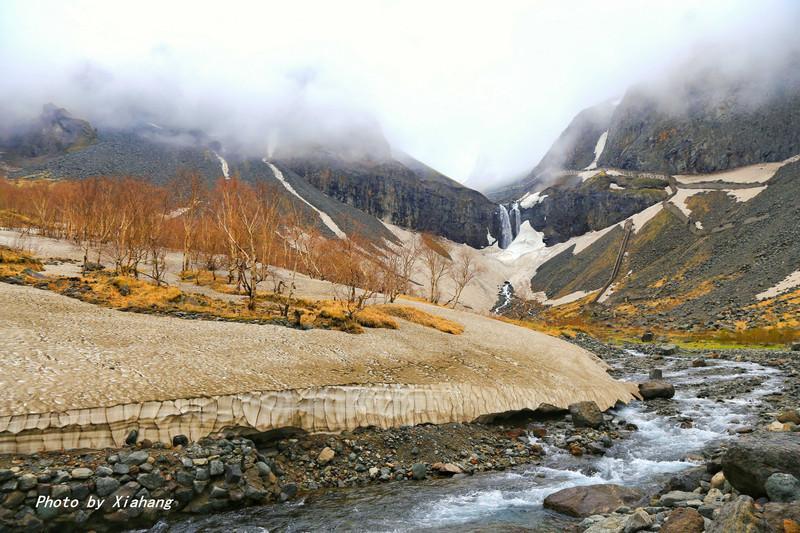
[172, 434, 189, 447]
[641, 331, 654, 342]
[569, 401, 603, 428]
[2, 490, 25, 509]
[543, 484, 644, 517]
[764, 473, 800, 503]
[638, 380, 675, 400]
[317, 447, 335, 465]
[706, 495, 770, 533]
[649, 369, 663, 380]
[667, 466, 709, 492]
[722, 433, 800, 497]
[225, 464, 242, 485]
[411, 463, 427, 480]
[661, 507, 704, 533]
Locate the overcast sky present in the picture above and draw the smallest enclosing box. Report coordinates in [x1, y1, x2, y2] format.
[1, 0, 797, 186]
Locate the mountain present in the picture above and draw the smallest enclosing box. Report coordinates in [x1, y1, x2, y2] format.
[1, 106, 502, 248]
[488, 54, 800, 331]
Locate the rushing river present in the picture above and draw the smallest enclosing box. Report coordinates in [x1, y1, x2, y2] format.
[159, 352, 782, 532]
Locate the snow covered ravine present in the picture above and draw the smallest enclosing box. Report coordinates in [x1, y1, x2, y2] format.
[263, 159, 346, 239]
[165, 350, 783, 532]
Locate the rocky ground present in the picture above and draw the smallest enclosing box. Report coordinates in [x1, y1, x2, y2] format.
[0, 335, 798, 532]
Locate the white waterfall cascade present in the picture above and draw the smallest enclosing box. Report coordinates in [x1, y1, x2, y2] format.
[497, 205, 513, 249]
[213, 151, 230, 179]
[263, 159, 346, 239]
[510, 202, 521, 239]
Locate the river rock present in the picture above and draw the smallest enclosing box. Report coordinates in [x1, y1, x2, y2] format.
[638, 380, 675, 400]
[569, 401, 604, 428]
[649, 369, 663, 379]
[95, 477, 120, 497]
[722, 434, 800, 497]
[659, 344, 678, 355]
[710, 471, 726, 489]
[661, 507, 704, 533]
[762, 502, 800, 532]
[584, 513, 628, 533]
[667, 466, 709, 492]
[623, 508, 652, 533]
[777, 410, 800, 425]
[691, 358, 707, 367]
[431, 463, 463, 475]
[660, 490, 701, 506]
[317, 447, 335, 465]
[17, 474, 37, 491]
[705, 495, 770, 533]
[543, 484, 644, 517]
[123, 450, 150, 465]
[765, 473, 800, 503]
[70, 468, 92, 480]
[411, 463, 427, 480]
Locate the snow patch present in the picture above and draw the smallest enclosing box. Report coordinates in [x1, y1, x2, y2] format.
[670, 189, 712, 217]
[756, 270, 800, 300]
[545, 290, 596, 306]
[674, 154, 800, 185]
[725, 186, 767, 202]
[495, 221, 546, 261]
[609, 183, 624, 190]
[519, 191, 547, 209]
[695, 221, 704, 230]
[584, 130, 609, 171]
[263, 159, 346, 239]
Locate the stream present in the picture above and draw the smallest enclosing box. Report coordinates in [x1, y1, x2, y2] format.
[160, 351, 783, 532]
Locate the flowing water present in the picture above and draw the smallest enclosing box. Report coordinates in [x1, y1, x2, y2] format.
[162, 352, 782, 532]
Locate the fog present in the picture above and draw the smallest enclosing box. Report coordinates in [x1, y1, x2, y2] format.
[1, 0, 798, 187]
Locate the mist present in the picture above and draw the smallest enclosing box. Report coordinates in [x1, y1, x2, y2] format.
[1, 0, 798, 187]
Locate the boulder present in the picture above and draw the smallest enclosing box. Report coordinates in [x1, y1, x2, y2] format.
[722, 434, 800, 497]
[411, 463, 427, 480]
[569, 401, 604, 428]
[763, 502, 800, 532]
[638, 380, 675, 400]
[659, 490, 701, 506]
[691, 358, 707, 367]
[661, 507, 704, 533]
[431, 463, 463, 475]
[667, 466, 709, 492]
[706, 495, 770, 533]
[659, 344, 678, 355]
[710, 471, 726, 489]
[777, 410, 800, 425]
[790, 342, 800, 352]
[641, 331, 654, 342]
[765, 473, 800, 503]
[543, 484, 644, 517]
[623, 508, 653, 533]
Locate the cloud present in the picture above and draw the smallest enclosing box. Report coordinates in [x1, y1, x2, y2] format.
[1, 0, 797, 185]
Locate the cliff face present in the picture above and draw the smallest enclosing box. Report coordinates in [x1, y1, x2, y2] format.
[278, 154, 498, 248]
[0, 104, 96, 162]
[599, 66, 800, 174]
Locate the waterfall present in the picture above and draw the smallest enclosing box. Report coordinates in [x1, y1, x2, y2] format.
[496, 205, 513, 249]
[510, 202, 521, 239]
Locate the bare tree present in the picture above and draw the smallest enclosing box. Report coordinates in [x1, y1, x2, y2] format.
[421, 235, 450, 304]
[447, 248, 483, 308]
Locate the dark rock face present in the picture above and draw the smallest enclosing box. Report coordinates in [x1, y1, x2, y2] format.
[638, 381, 675, 400]
[542, 483, 643, 517]
[279, 154, 497, 248]
[721, 433, 800, 497]
[599, 64, 800, 174]
[568, 401, 603, 428]
[0, 104, 96, 161]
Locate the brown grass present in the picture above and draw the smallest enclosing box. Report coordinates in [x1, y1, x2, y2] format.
[374, 304, 464, 334]
[0, 247, 43, 277]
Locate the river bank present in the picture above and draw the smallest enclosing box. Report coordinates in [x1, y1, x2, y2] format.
[1, 335, 797, 531]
